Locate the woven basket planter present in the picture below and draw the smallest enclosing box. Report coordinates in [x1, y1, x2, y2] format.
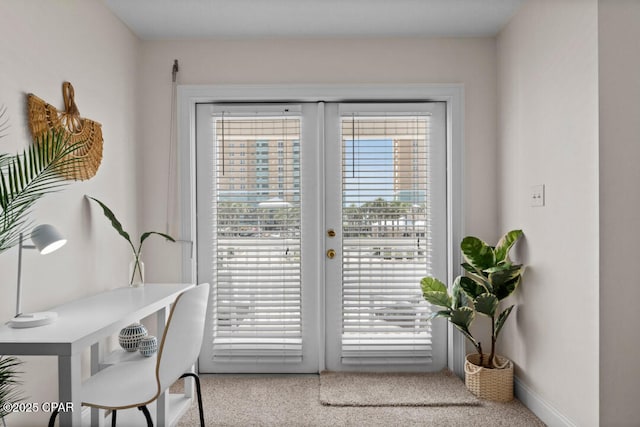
[464, 354, 514, 402]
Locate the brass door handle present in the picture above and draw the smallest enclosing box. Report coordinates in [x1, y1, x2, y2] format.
[326, 249, 336, 259]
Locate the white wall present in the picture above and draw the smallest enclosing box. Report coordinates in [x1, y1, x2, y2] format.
[0, 1, 140, 424]
[598, 1, 640, 425]
[138, 37, 500, 281]
[496, 0, 599, 425]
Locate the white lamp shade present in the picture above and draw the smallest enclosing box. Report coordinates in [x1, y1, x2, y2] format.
[30, 224, 67, 254]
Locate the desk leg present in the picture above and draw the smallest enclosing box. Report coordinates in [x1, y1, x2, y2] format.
[90, 343, 104, 427]
[58, 354, 82, 426]
[156, 306, 169, 426]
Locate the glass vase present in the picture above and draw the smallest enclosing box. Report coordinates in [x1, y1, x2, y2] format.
[129, 254, 145, 287]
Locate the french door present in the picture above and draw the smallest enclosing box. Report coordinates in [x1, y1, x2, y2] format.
[196, 101, 447, 373]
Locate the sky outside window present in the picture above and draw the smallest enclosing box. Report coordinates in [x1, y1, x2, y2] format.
[343, 138, 394, 206]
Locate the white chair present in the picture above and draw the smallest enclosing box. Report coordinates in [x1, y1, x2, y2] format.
[48, 283, 210, 427]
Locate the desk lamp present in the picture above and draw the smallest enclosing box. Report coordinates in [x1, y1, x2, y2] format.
[8, 224, 67, 328]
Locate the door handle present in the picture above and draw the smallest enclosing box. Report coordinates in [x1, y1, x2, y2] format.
[326, 249, 336, 259]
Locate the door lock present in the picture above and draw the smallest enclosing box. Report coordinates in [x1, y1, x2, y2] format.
[326, 249, 336, 259]
[327, 229, 336, 237]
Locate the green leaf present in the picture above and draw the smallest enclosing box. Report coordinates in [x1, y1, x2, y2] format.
[0, 130, 82, 253]
[0, 355, 24, 418]
[489, 265, 524, 300]
[421, 277, 452, 308]
[449, 307, 480, 350]
[450, 306, 475, 330]
[420, 276, 447, 293]
[474, 293, 499, 317]
[422, 291, 452, 309]
[484, 263, 513, 274]
[459, 276, 487, 299]
[140, 231, 175, 245]
[461, 262, 486, 277]
[461, 262, 475, 273]
[87, 196, 135, 253]
[494, 229, 523, 262]
[428, 310, 452, 320]
[461, 236, 495, 270]
[494, 276, 521, 301]
[494, 305, 515, 339]
[138, 231, 176, 254]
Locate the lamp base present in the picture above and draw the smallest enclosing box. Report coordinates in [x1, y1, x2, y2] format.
[8, 312, 58, 328]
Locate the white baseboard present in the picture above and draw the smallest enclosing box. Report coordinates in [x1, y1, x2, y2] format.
[514, 376, 577, 427]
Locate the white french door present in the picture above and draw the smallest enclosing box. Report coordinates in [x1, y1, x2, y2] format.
[196, 101, 447, 373]
[324, 102, 447, 371]
[196, 103, 320, 373]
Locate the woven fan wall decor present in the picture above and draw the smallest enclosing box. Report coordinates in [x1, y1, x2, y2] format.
[27, 82, 103, 180]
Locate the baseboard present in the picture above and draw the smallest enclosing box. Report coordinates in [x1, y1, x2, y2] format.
[514, 376, 577, 427]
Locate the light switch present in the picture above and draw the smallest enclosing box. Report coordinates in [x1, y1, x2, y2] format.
[530, 184, 545, 207]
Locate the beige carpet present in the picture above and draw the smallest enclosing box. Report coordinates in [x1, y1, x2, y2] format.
[176, 374, 546, 426]
[319, 370, 480, 407]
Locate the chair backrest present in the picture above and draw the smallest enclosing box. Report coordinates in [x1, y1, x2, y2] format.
[156, 283, 210, 392]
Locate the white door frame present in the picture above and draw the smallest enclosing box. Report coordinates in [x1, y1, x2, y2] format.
[177, 84, 466, 376]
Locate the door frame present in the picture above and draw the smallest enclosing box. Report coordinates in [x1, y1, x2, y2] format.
[177, 84, 466, 376]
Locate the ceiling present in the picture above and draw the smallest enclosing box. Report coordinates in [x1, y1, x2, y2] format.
[104, 0, 525, 40]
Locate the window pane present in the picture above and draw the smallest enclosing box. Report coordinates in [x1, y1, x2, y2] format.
[212, 114, 303, 362]
[341, 114, 434, 364]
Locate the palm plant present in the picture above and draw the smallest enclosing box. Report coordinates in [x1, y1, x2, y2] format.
[87, 197, 175, 285]
[1, 106, 79, 423]
[0, 356, 23, 421]
[0, 127, 81, 254]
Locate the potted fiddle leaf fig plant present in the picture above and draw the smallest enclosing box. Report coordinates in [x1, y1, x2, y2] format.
[421, 229, 524, 401]
[88, 196, 175, 286]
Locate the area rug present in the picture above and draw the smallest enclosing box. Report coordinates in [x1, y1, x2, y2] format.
[319, 370, 481, 407]
[175, 374, 545, 426]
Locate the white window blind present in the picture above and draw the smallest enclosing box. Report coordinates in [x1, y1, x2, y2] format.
[211, 107, 302, 363]
[341, 113, 435, 364]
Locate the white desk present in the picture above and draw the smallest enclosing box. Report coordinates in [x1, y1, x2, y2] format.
[0, 283, 195, 426]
